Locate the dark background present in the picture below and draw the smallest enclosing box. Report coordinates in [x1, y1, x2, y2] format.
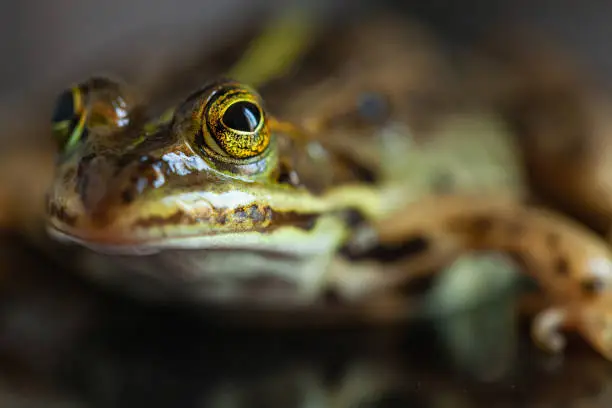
[3, 0, 612, 143]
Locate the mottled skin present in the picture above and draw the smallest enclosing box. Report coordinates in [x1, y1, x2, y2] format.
[466, 33, 612, 236]
[47, 77, 396, 305]
[364, 194, 612, 359]
[45, 74, 612, 362]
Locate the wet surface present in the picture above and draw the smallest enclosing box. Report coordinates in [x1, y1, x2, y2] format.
[2, 234, 612, 408]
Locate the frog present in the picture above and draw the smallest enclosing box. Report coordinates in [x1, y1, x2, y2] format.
[45, 75, 482, 308]
[463, 30, 612, 237]
[43, 67, 612, 364]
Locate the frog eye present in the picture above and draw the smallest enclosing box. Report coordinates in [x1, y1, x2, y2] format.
[221, 101, 262, 133]
[51, 86, 87, 151]
[193, 81, 270, 160]
[51, 77, 132, 152]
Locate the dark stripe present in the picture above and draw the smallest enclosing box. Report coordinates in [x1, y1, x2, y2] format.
[340, 234, 431, 263]
[133, 207, 319, 233]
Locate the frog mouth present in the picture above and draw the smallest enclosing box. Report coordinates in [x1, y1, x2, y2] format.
[46, 226, 165, 255]
[45, 191, 325, 255]
[45, 223, 275, 255]
[45, 212, 339, 257]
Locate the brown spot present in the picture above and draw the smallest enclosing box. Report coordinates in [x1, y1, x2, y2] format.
[554, 256, 569, 275]
[581, 278, 605, 296]
[121, 189, 135, 204]
[471, 216, 494, 236]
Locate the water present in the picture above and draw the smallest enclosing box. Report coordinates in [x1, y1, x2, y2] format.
[2, 234, 612, 408]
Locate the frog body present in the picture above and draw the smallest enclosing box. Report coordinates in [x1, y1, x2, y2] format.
[0, 14, 598, 364]
[40, 66, 612, 363]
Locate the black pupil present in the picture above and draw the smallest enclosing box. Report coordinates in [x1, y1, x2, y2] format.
[222, 101, 261, 132]
[51, 89, 76, 123]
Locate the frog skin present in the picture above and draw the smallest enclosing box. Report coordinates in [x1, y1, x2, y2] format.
[45, 74, 526, 306]
[467, 34, 612, 237]
[264, 22, 612, 361]
[42, 73, 612, 361]
[46, 77, 405, 306]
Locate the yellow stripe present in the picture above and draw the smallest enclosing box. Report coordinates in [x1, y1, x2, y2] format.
[64, 111, 88, 150]
[72, 86, 83, 113]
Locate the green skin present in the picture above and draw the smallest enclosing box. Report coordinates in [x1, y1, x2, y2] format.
[46, 77, 382, 306]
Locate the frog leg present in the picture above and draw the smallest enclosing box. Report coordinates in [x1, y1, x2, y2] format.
[571, 297, 612, 360]
[529, 298, 612, 361]
[531, 305, 576, 353]
[356, 192, 612, 360]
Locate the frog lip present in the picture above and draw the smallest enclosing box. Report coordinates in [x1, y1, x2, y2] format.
[46, 225, 164, 255]
[45, 219, 330, 257]
[45, 222, 258, 255]
[45, 195, 323, 255]
[44, 199, 271, 255]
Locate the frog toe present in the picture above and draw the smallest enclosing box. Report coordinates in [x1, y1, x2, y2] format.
[531, 306, 569, 354]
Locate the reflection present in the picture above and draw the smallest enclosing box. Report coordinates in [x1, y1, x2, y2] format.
[2, 232, 612, 408]
[425, 252, 521, 383]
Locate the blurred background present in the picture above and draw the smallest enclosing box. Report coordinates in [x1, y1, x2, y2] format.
[5, 0, 612, 144]
[4, 0, 612, 407]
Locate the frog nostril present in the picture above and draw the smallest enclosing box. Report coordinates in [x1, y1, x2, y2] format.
[222, 101, 261, 132]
